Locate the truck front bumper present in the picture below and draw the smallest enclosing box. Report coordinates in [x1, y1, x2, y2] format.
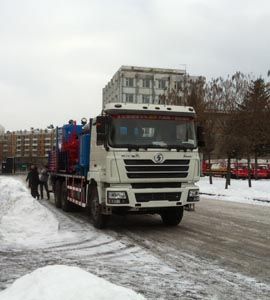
[105, 185, 200, 208]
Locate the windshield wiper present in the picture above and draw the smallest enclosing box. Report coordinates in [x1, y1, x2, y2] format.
[141, 144, 182, 151]
[141, 144, 167, 150]
[111, 144, 140, 151]
[168, 144, 195, 151]
[127, 144, 140, 151]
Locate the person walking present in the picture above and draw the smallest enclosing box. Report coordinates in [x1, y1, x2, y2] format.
[30, 165, 40, 199]
[39, 165, 50, 200]
[26, 165, 34, 188]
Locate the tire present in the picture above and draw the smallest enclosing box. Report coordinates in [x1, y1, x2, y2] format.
[89, 187, 109, 229]
[54, 180, 62, 208]
[160, 207, 184, 226]
[61, 182, 73, 212]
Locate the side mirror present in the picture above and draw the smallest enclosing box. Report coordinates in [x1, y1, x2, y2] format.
[197, 125, 205, 147]
[96, 116, 107, 146]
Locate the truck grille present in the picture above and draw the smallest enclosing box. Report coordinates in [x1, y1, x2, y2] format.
[135, 192, 181, 202]
[131, 182, 181, 189]
[124, 159, 190, 179]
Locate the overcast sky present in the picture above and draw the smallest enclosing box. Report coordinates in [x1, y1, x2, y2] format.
[0, 0, 269, 131]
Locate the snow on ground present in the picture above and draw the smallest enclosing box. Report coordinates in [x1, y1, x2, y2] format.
[0, 265, 145, 300]
[0, 177, 75, 248]
[0, 176, 177, 298]
[198, 176, 270, 206]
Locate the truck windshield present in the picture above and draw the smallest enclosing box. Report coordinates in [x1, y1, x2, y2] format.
[108, 114, 197, 150]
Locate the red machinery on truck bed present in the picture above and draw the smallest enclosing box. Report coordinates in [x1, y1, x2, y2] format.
[48, 119, 91, 210]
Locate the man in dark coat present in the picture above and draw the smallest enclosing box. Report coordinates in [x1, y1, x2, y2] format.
[39, 165, 50, 200]
[26, 165, 34, 188]
[30, 166, 40, 199]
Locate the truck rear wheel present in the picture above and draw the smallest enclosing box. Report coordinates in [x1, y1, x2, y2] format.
[90, 187, 108, 229]
[54, 180, 62, 208]
[160, 207, 184, 226]
[61, 182, 73, 212]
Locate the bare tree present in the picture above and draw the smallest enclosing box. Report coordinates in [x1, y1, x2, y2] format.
[204, 72, 252, 188]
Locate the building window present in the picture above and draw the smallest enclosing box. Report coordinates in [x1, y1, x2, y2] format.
[174, 81, 182, 90]
[125, 78, 134, 87]
[125, 94, 134, 103]
[158, 79, 166, 89]
[142, 79, 150, 88]
[142, 95, 150, 104]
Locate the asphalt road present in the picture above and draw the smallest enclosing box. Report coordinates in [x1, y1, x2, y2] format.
[108, 198, 270, 284]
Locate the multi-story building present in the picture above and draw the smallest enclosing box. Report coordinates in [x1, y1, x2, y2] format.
[0, 124, 4, 135]
[102, 65, 200, 107]
[0, 127, 56, 172]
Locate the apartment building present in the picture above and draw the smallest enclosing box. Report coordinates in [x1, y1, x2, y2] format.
[102, 65, 200, 107]
[0, 124, 4, 135]
[0, 127, 56, 171]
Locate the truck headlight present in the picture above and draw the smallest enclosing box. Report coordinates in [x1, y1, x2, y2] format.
[107, 191, 129, 204]
[188, 189, 200, 202]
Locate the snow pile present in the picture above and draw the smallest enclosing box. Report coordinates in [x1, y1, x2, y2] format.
[198, 177, 270, 206]
[0, 265, 145, 300]
[0, 177, 69, 247]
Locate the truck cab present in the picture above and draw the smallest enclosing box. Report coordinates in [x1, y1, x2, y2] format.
[88, 103, 202, 227]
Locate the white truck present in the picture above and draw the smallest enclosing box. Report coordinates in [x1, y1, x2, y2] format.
[50, 103, 204, 228]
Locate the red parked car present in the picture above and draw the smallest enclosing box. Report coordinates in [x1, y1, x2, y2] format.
[231, 163, 249, 179]
[252, 164, 270, 179]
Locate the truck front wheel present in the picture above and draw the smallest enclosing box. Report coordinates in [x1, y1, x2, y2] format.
[90, 187, 109, 229]
[61, 182, 73, 212]
[160, 207, 184, 226]
[54, 180, 62, 208]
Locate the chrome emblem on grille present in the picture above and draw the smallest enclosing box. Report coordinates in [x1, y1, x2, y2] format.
[154, 153, 164, 164]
